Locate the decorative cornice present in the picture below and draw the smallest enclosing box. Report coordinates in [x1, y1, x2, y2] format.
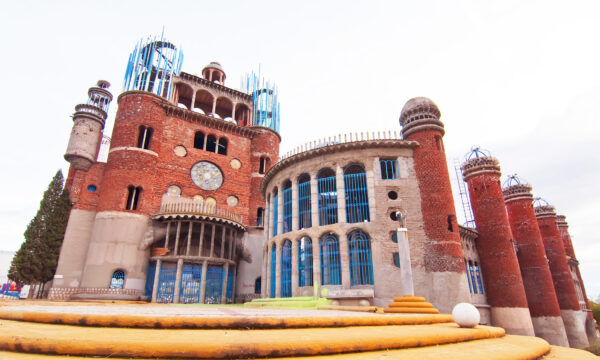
[556, 215, 568, 227]
[461, 157, 501, 181]
[261, 139, 418, 196]
[401, 119, 445, 138]
[534, 205, 556, 219]
[153, 213, 246, 231]
[503, 184, 533, 203]
[178, 72, 252, 101]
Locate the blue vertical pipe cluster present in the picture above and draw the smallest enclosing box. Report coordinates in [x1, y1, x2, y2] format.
[123, 32, 184, 100]
[243, 68, 280, 132]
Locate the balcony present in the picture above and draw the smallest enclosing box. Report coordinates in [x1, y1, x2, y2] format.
[154, 195, 244, 230]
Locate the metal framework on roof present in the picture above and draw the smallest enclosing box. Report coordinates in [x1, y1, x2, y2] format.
[503, 173, 529, 188]
[123, 32, 184, 100]
[242, 69, 281, 133]
[465, 146, 491, 161]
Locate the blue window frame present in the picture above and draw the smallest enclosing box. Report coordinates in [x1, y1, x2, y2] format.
[179, 263, 203, 303]
[205, 266, 224, 304]
[468, 261, 478, 294]
[270, 244, 276, 297]
[344, 165, 370, 223]
[298, 236, 313, 287]
[272, 189, 279, 236]
[317, 169, 338, 226]
[465, 260, 474, 294]
[320, 233, 341, 285]
[283, 182, 292, 233]
[281, 240, 292, 297]
[145, 262, 156, 297]
[380, 159, 399, 179]
[156, 263, 176, 303]
[474, 261, 484, 294]
[348, 230, 374, 285]
[298, 174, 312, 229]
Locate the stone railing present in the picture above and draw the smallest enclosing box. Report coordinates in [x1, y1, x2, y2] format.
[279, 130, 402, 161]
[156, 195, 242, 224]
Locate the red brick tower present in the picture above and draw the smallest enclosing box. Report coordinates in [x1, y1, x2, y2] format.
[399, 97, 470, 313]
[534, 199, 589, 348]
[503, 176, 568, 345]
[461, 149, 534, 335]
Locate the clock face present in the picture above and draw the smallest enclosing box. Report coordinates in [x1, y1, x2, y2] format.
[190, 162, 223, 190]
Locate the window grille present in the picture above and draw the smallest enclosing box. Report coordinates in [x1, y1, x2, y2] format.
[270, 244, 276, 297]
[317, 171, 338, 226]
[298, 237, 313, 287]
[320, 233, 341, 285]
[474, 262, 484, 294]
[298, 175, 312, 229]
[344, 166, 370, 223]
[156, 263, 176, 303]
[204, 266, 224, 304]
[179, 263, 202, 303]
[282, 183, 292, 233]
[348, 230, 374, 285]
[281, 240, 292, 297]
[110, 270, 125, 289]
[380, 159, 399, 180]
[272, 191, 278, 236]
[226, 266, 234, 303]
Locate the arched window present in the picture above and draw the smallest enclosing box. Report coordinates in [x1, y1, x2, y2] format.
[280, 240, 292, 297]
[194, 132, 205, 149]
[348, 230, 374, 285]
[317, 168, 338, 226]
[344, 165, 370, 223]
[272, 188, 279, 236]
[256, 207, 264, 226]
[474, 261, 484, 294]
[259, 157, 269, 174]
[320, 233, 341, 285]
[110, 270, 125, 289]
[254, 277, 261, 294]
[270, 243, 276, 298]
[137, 126, 153, 150]
[282, 181, 292, 233]
[298, 236, 313, 287]
[298, 174, 311, 229]
[206, 135, 217, 152]
[217, 137, 227, 155]
[468, 260, 478, 294]
[464, 259, 474, 293]
[126, 186, 142, 210]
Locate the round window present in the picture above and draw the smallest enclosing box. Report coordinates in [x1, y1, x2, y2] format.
[87, 184, 97, 192]
[166, 185, 181, 197]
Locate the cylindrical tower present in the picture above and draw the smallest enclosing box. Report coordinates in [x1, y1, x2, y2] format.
[399, 97, 470, 313]
[243, 70, 280, 133]
[461, 148, 534, 336]
[534, 199, 589, 348]
[64, 80, 113, 171]
[503, 175, 568, 345]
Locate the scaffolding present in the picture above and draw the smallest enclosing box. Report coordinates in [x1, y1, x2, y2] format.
[123, 31, 184, 100]
[453, 158, 476, 228]
[242, 68, 280, 133]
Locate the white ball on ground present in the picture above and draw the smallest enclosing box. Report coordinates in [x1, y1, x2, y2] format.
[452, 303, 480, 328]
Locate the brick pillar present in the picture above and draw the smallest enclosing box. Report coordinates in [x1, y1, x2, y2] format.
[503, 183, 568, 345]
[536, 206, 589, 348]
[461, 155, 534, 336]
[399, 97, 469, 313]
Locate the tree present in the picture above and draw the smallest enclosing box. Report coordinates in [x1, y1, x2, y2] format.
[8, 170, 71, 294]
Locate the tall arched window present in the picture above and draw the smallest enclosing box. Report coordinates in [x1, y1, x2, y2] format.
[256, 207, 264, 227]
[320, 233, 341, 285]
[110, 270, 125, 289]
[206, 135, 217, 152]
[259, 157, 268, 174]
[282, 181, 292, 233]
[317, 168, 338, 226]
[272, 188, 278, 236]
[348, 230, 374, 285]
[344, 165, 370, 223]
[298, 236, 313, 287]
[465, 259, 474, 293]
[194, 132, 205, 149]
[281, 240, 292, 297]
[298, 174, 311, 229]
[217, 137, 227, 155]
[137, 126, 153, 150]
[270, 243, 276, 298]
[474, 261, 484, 294]
[468, 260, 478, 294]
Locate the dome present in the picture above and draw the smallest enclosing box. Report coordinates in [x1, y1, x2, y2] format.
[202, 61, 224, 73]
[399, 97, 440, 126]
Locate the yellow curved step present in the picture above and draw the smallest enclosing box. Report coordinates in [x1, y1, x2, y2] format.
[393, 296, 426, 302]
[384, 307, 440, 314]
[389, 301, 434, 308]
[0, 319, 503, 358]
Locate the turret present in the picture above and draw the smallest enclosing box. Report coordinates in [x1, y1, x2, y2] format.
[202, 61, 226, 85]
[64, 80, 113, 171]
[533, 198, 589, 348]
[502, 175, 568, 346]
[461, 148, 534, 336]
[399, 97, 469, 313]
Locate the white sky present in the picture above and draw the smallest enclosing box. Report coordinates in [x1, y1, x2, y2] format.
[1, 0, 598, 300]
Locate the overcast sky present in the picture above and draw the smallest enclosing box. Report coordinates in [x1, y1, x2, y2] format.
[1, 0, 598, 300]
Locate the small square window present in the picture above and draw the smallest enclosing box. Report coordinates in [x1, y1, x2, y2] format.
[380, 159, 399, 180]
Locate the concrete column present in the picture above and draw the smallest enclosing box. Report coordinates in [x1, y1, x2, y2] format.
[265, 194, 270, 240]
[266, 245, 272, 297]
[261, 248, 267, 297]
[198, 223, 205, 256]
[228, 229, 234, 260]
[232, 102, 237, 121]
[275, 240, 281, 297]
[199, 260, 208, 303]
[173, 258, 184, 304]
[221, 263, 229, 304]
[211, 97, 216, 114]
[340, 232, 350, 288]
[310, 174, 319, 227]
[336, 166, 346, 223]
[151, 259, 162, 303]
[190, 90, 196, 110]
[277, 185, 284, 235]
[220, 226, 226, 258]
[164, 222, 171, 248]
[173, 221, 181, 255]
[291, 239, 299, 296]
[209, 225, 216, 258]
[365, 164, 377, 222]
[396, 228, 414, 296]
[231, 266, 237, 303]
[291, 178, 299, 231]
[186, 222, 193, 256]
[313, 236, 321, 289]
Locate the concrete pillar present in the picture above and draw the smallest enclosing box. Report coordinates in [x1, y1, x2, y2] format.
[151, 259, 161, 303]
[186, 222, 193, 256]
[173, 221, 181, 255]
[291, 178, 299, 231]
[313, 235, 321, 289]
[220, 226, 226, 258]
[173, 258, 183, 303]
[291, 239, 299, 296]
[261, 247, 267, 297]
[231, 266, 237, 303]
[277, 185, 284, 235]
[503, 183, 568, 346]
[198, 223, 205, 257]
[209, 225, 216, 258]
[310, 174, 319, 227]
[275, 240, 281, 297]
[340, 232, 350, 288]
[199, 260, 208, 303]
[336, 166, 346, 223]
[221, 263, 229, 304]
[461, 155, 534, 336]
[535, 204, 589, 348]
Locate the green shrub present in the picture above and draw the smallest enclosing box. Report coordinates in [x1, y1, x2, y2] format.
[584, 343, 600, 356]
[590, 300, 600, 326]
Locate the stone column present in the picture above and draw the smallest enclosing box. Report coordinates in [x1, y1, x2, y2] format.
[221, 263, 229, 304]
[277, 185, 284, 235]
[291, 178, 299, 231]
[173, 258, 184, 304]
[261, 247, 267, 297]
[291, 239, 299, 296]
[173, 221, 181, 255]
[462, 155, 534, 336]
[275, 240, 281, 297]
[151, 259, 162, 303]
[310, 173, 319, 227]
[339, 232, 350, 288]
[336, 166, 346, 223]
[503, 182, 568, 346]
[199, 260, 208, 303]
[313, 235, 321, 290]
[186, 222, 193, 256]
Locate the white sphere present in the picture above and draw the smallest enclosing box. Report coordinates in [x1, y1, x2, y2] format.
[452, 303, 480, 328]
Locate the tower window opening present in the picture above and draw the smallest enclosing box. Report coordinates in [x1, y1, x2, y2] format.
[380, 159, 399, 179]
[393, 253, 400, 268]
[254, 277, 261, 294]
[110, 270, 125, 289]
[256, 207, 264, 227]
[206, 135, 217, 152]
[126, 186, 142, 210]
[137, 126, 153, 150]
[272, 188, 279, 237]
[447, 215, 455, 232]
[217, 137, 228, 155]
[259, 157, 269, 174]
[194, 132, 205, 149]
